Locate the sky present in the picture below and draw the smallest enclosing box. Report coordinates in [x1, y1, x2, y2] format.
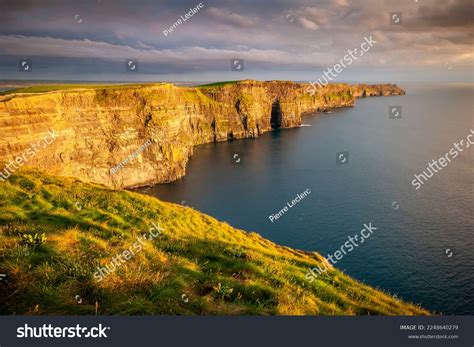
[0, 0, 472, 83]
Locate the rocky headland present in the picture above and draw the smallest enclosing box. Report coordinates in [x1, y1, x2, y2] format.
[0, 81, 404, 189]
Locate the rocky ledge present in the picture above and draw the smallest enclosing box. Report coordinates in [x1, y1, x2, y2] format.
[0, 80, 404, 188]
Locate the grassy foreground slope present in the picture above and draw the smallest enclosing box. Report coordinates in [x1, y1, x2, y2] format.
[0, 168, 428, 315]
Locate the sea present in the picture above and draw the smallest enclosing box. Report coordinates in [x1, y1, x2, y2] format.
[137, 83, 473, 315]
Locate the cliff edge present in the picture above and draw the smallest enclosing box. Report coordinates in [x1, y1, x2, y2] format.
[0, 81, 404, 188]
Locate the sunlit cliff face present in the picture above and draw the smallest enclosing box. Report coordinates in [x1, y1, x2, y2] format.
[0, 81, 402, 188]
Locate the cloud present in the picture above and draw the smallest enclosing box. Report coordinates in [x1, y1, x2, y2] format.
[335, 0, 349, 7]
[0, 0, 471, 80]
[2, 32, 470, 74]
[206, 7, 257, 27]
[297, 17, 320, 30]
[0, 34, 303, 66]
[416, 0, 474, 28]
[302, 7, 330, 26]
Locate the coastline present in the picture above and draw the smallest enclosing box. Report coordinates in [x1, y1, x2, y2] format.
[0, 81, 405, 190]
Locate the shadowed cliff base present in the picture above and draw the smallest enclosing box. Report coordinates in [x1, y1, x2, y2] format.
[0, 80, 405, 189]
[271, 99, 283, 129]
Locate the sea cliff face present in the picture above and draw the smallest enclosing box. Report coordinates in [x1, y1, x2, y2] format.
[0, 81, 404, 188]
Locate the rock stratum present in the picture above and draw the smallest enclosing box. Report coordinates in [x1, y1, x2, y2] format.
[0, 81, 404, 188]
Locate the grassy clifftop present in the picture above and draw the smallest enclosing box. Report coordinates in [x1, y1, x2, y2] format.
[0, 83, 159, 96]
[0, 168, 427, 315]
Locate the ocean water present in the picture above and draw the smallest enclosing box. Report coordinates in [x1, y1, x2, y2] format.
[137, 83, 474, 315]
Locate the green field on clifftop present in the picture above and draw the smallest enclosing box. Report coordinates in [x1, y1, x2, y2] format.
[0, 81, 240, 95]
[0, 168, 428, 315]
[196, 81, 241, 88]
[0, 83, 157, 96]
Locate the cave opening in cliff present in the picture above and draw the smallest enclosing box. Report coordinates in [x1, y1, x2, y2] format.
[271, 100, 282, 129]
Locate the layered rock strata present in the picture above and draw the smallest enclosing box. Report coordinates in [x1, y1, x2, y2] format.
[0, 81, 404, 188]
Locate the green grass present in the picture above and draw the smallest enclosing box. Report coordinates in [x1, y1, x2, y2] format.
[0, 168, 429, 315]
[196, 81, 242, 88]
[0, 81, 240, 96]
[0, 83, 159, 96]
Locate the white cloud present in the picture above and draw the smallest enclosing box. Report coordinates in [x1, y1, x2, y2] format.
[297, 17, 320, 30]
[335, 0, 349, 7]
[207, 7, 257, 27]
[1, 33, 470, 71]
[0, 34, 302, 65]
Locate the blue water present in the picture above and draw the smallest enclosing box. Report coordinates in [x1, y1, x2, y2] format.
[137, 83, 474, 315]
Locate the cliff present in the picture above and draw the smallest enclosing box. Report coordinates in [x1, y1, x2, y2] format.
[0, 81, 404, 189]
